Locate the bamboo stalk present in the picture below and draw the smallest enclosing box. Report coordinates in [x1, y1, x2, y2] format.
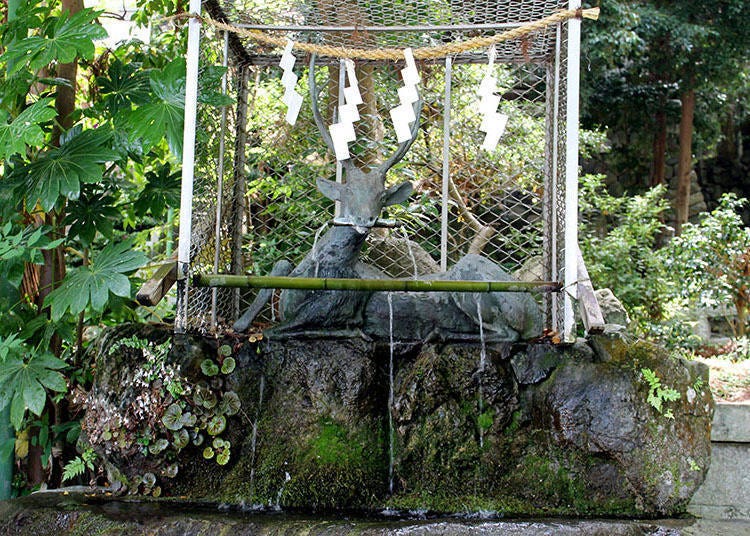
[194, 274, 562, 293]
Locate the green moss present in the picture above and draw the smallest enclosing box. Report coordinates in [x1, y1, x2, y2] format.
[307, 419, 366, 465]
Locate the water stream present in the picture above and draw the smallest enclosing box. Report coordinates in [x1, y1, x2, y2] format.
[311, 222, 330, 278]
[247, 374, 265, 500]
[274, 471, 291, 510]
[387, 291, 395, 494]
[476, 298, 486, 449]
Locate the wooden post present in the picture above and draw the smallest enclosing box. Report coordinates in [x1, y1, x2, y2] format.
[576, 245, 605, 334]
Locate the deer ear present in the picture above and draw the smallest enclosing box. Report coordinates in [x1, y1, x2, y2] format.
[317, 178, 342, 201]
[383, 181, 413, 206]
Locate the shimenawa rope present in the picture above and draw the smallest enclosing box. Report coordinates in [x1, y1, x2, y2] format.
[167, 7, 599, 60]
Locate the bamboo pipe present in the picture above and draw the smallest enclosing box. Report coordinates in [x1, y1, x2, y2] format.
[194, 274, 562, 293]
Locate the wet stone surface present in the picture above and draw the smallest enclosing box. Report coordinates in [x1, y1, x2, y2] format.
[71, 325, 712, 517]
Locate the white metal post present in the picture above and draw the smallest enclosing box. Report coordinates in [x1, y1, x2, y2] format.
[175, 0, 202, 333]
[564, 0, 582, 342]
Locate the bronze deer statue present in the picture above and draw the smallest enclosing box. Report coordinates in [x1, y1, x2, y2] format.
[234, 55, 542, 342]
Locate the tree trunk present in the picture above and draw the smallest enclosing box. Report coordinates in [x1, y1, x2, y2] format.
[675, 88, 695, 236]
[651, 110, 667, 186]
[24, 0, 84, 490]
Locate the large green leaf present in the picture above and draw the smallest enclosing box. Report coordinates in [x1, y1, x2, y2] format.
[2, 9, 107, 73]
[122, 60, 185, 158]
[21, 126, 120, 211]
[0, 348, 67, 430]
[0, 99, 56, 161]
[64, 187, 120, 246]
[44, 240, 148, 321]
[97, 58, 151, 117]
[134, 163, 181, 219]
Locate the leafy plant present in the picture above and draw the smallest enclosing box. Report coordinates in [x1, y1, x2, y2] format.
[641, 368, 681, 418]
[61, 448, 96, 483]
[665, 194, 750, 337]
[44, 240, 147, 321]
[0, 336, 67, 430]
[579, 174, 674, 332]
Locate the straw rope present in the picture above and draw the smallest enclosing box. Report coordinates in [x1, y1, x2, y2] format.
[170, 7, 599, 60]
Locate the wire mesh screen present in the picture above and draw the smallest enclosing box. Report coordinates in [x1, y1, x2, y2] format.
[179, 0, 574, 335]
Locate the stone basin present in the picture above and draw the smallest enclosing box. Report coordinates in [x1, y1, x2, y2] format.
[0, 490, 740, 536]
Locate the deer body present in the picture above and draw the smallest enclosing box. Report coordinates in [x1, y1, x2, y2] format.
[233, 55, 543, 342]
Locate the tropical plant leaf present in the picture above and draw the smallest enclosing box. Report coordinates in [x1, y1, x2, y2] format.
[97, 58, 151, 116]
[122, 60, 185, 158]
[64, 187, 120, 246]
[0, 99, 56, 161]
[20, 127, 119, 211]
[44, 240, 147, 320]
[133, 163, 181, 219]
[0, 349, 67, 430]
[3, 9, 107, 73]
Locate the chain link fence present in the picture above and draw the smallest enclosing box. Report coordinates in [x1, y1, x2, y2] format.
[179, 0, 575, 336]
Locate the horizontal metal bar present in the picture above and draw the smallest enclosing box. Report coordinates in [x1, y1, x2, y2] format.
[232, 22, 529, 32]
[194, 274, 562, 293]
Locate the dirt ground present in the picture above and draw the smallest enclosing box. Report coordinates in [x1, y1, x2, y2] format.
[696, 356, 750, 403]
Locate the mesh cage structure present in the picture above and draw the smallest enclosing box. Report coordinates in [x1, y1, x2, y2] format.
[176, 0, 580, 338]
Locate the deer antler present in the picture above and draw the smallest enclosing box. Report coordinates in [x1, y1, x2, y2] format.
[379, 99, 423, 175]
[308, 55, 353, 171]
[308, 55, 334, 152]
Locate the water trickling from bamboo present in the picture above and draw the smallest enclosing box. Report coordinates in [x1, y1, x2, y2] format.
[274, 471, 291, 510]
[248, 374, 265, 498]
[476, 298, 486, 449]
[387, 291, 395, 494]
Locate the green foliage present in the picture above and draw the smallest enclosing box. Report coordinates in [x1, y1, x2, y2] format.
[122, 59, 186, 158]
[133, 163, 181, 220]
[641, 368, 680, 418]
[582, 0, 750, 180]
[15, 127, 120, 212]
[0, 336, 67, 430]
[0, 98, 56, 161]
[61, 447, 95, 483]
[665, 194, 750, 337]
[45, 240, 147, 321]
[2, 8, 107, 73]
[579, 174, 673, 328]
[89, 337, 242, 493]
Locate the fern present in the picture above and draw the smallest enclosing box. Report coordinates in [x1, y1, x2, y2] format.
[62, 448, 96, 483]
[641, 368, 680, 416]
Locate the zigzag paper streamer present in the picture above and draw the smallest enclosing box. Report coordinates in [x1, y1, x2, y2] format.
[279, 39, 303, 125]
[390, 48, 420, 143]
[329, 59, 362, 161]
[477, 46, 508, 152]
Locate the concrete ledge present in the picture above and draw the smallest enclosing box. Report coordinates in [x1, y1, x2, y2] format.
[689, 403, 750, 520]
[711, 403, 750, 442]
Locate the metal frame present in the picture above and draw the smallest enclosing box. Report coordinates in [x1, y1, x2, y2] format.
[564, 0, 581, 342]
[177, 1, 585, 340]
[175, 0, 202, 334]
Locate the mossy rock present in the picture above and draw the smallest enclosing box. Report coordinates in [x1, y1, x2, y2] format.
[76, 324, 712, 517]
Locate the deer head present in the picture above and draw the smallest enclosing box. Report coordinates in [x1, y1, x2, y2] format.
[309, 55, 422, 233]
